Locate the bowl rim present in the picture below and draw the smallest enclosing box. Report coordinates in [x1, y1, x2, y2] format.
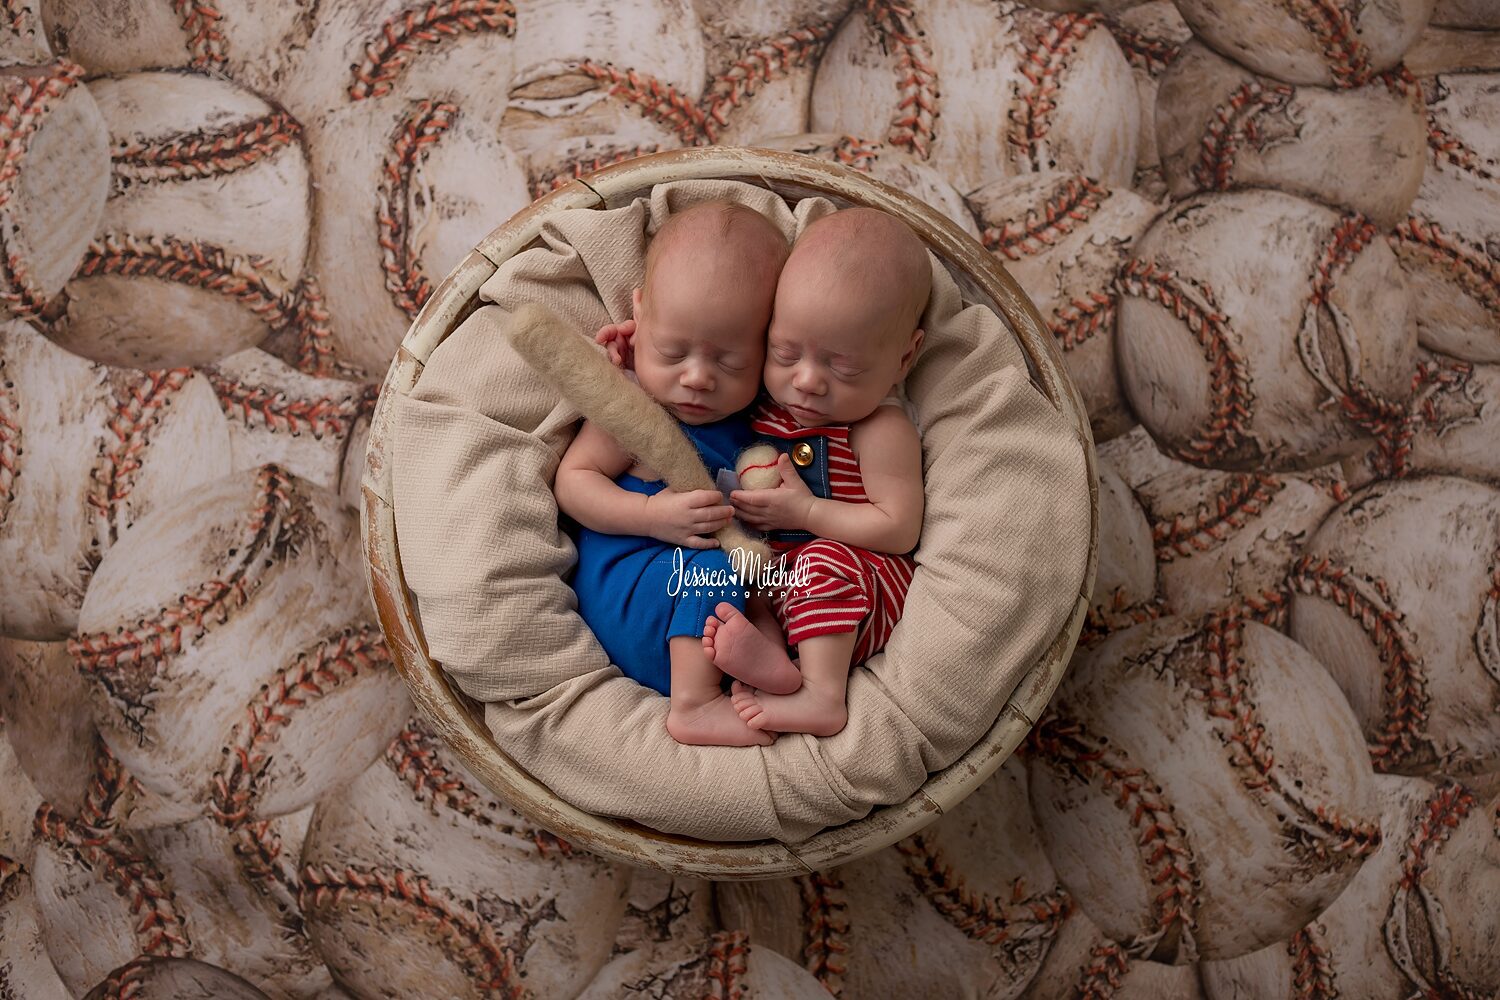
[360, 145, 1099, 879]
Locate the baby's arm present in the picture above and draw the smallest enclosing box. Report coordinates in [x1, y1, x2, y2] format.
[555, 419, 653, 536]
[556, 419, 736, 548]
[809, 408, 924, 554]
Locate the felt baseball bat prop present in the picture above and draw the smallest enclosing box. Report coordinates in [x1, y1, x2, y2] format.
[506, 302, 773, 568]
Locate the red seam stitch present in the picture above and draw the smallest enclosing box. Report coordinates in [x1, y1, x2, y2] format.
[867, 0, 940, 159]
[1287, 923, 1339, 999]
[86, 369, 192, 551]
[1103, 16, 1182, 75]
[1389, 217, 1500, 322]
[700, 23, 836, 143]
[0, 350, 18, 532]
[75, 231, 302, 332]
[1192, 81, 1296, 191]
[1030, 715, 1200, 952]
[209, 624, 391, 830]
[385, 721, 574, 858]
[68, 466, 303, 737]
[1286, 554, 1431, 770]
[1114, 258, 1255, 463]
[796, 871, 849, 995]
[205, 368, 370, 440]
[1151, 473, 1285, 563]
[112, 110, 301, 185]
[377, 99, 458, 321]
[1200, 608, 1382, 860]
[896, 833, 1072, 947]
[349, 0, 517, 101]
[979, 176, 1109, 260]
[1284, 0, 1373, 88]
[171, 0, 228, 70]
[530, 143, 661, 201]
[1074, 941, 1131, 999]
[299, 862, 526, 997]
[706, 929, 750, 1000]
[1007, 13, 1100, 171]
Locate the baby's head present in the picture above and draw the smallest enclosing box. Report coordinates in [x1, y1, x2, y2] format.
[765, 207, 930, 427]
[631, 200, 790, 424]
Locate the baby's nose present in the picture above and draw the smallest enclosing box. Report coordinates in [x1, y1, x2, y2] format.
[792, 365, 825, 394]
[681, 362, 714, 390]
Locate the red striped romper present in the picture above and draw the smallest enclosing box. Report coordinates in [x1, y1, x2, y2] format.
[749, 396, 918, 667]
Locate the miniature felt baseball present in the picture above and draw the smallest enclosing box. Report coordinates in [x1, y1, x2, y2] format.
[299, 715, 629, 1000]
[735, 442, 784, 490]
[1289, 475, 1500, 777]
[1027, 613, 1381, 963]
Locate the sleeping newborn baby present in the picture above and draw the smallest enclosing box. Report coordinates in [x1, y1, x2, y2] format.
[554, 200, 801, 748]
[703, 207, 931, 739]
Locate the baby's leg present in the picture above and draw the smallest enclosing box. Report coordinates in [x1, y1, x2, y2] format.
[702, 599, 802, 695]
[731, 631, 855, 737]
[665, 636, 775, 747]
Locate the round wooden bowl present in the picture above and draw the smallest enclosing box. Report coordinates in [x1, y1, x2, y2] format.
[361, 146, 1099, 879]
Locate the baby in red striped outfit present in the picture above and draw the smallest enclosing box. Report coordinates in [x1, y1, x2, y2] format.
[700, 207, 931, 738]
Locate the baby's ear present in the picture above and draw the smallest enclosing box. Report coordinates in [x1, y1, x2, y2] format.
[900, 327, 925, 372]
[631, 287, 642, 320]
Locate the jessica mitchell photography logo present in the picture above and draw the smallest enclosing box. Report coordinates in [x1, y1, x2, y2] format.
[666, 546, 813, 598]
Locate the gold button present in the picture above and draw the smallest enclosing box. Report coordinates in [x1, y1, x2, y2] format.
[791, 442, 814, 467]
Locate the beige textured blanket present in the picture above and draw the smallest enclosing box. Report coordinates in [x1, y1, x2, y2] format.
[392, 179, 1090, 843]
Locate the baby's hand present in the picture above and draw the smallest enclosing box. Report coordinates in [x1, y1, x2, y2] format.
[645, 489, 734, 548]
[594, 319, 636, 370]
[731, 454, 817, 532]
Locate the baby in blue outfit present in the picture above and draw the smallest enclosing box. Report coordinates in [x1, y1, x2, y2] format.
[555, 200, 797, 747]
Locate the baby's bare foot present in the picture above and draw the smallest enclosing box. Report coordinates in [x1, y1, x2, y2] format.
[731, 679, 848, 738]
[666, 692, 775, 747]
[702, 603, 802, 695]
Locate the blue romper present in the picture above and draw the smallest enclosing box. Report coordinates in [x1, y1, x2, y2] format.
[570, 412, 755, 696]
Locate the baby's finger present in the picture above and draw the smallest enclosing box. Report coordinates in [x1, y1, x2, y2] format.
[687, 490, 728, 506]
[682, 534, 719, 550]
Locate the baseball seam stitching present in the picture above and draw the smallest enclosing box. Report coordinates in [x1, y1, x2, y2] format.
[1151, 473, 1285, 563]
[69, 465, 303, 736]
[1008, 13, 1100, 172]
[979, 175, 1109, 261]
[1114, 258, 1255, 464]
[350, 0, 517, 102]
[378, 99, 457, 321]
[171, 0, 228, 70]
[1287, 554, 1432, 770]
[299, 862, 526, 998]
[1193, 81, 1297, 191]
[796, 871, 849, 995]
[1200, 608, 1383, 861]
[112, 111, 301, 185]
[87, 369, 192, 551]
